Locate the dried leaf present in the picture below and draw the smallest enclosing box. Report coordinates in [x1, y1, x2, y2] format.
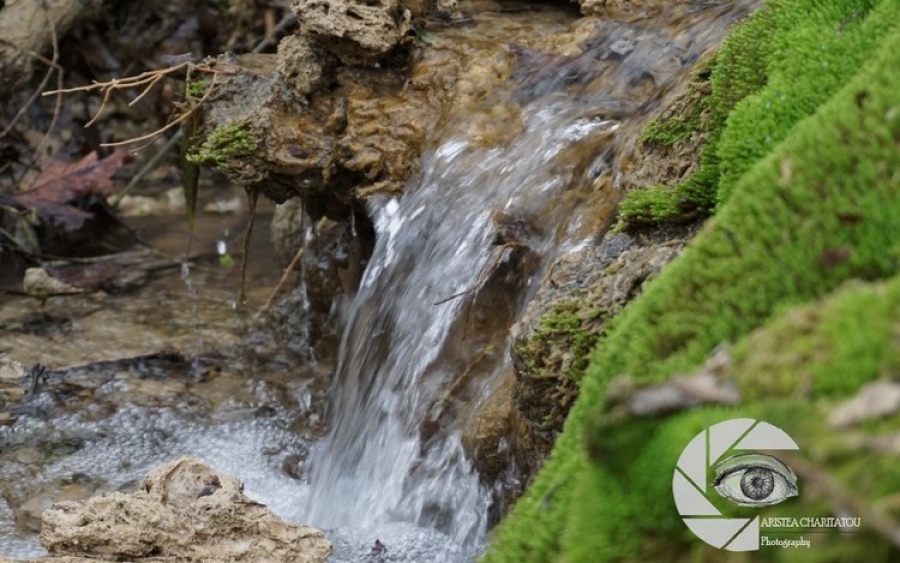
[12, 149, 131, 231]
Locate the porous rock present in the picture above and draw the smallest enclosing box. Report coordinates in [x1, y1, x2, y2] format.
[509, 232, 686, 462]
[38, 458, 331, 563]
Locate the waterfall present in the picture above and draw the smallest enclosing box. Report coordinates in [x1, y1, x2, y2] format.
[301, 3, 755, 557]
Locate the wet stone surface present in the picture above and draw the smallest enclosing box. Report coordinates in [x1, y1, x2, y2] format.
[0, 189, 331, 559]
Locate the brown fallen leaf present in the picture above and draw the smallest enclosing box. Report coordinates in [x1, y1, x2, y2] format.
[11, 149, 132, 231]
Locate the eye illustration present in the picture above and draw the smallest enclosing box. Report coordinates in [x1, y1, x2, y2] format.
[712, 453, 799, 507]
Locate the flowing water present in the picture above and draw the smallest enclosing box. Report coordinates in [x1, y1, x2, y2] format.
[303, 108, 617, 552]
[301, 3, 756, 558]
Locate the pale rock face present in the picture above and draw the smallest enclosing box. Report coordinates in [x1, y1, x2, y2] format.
[36, 458, 331, 563]
[292, 0, 412, 66]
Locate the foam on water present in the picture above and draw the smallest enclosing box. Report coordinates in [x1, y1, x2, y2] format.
[0, 399, 309, 558]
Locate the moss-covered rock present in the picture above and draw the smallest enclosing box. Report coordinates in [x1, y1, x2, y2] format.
[485, 1, 900, 561]
[616, 7, 771, 228]
[618, 0, 898, 228]
[511, 234, 686, 451]
[186, 122, 259, 169]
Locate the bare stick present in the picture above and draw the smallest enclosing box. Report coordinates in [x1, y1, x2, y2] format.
[252, 13, 297, 54]
[778, 451, 900, 548]
[36, 4, 62, 158]
[44, 63, 190, 96]
[239, 187, 259, 305]
[128, 73, 165, 107]
[100, 74, 218, 147]
[433, 243, 520, 305]
[0, 46, 54, 138]
[254, 246, 305, 322]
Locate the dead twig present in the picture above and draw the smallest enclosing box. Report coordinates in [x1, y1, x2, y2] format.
[43, 62, 226, 148]
[433, 242, 524, 306]
[239, 186, 260, 305]
[434, 242, 525, 341]
[254, 246, 305, 322]
[0, 1, 64, 157]
[778, 451, 900, 548]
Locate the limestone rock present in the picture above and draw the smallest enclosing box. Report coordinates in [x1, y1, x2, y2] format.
[38, 458, 331, 563]
[292, 0, 412, 66]
[276, 35, 330, 97]
[510, 232, 687, 461]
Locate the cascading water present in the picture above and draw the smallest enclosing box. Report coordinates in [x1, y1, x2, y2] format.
[303, 106, 619, 552]
[302, 3, 756, 558]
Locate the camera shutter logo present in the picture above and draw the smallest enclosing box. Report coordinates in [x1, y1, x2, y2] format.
[672, 418, 800, 551]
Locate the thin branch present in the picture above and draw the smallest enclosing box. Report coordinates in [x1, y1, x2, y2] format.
[36, 4, 62, 158]
[778, 451, 900, 548]
[0, 41, 62, 140]
[254, 246, 304, 322]
[100, 73, 218, 147]
[239, 186, 259, 305]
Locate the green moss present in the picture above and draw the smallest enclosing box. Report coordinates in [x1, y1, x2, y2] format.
[617, 184, 684, 225]
[617, 9, 772, 227]
[619, 0, 896, 227]
[715, 0, 892, 203]
[733, 279, 900, 401]
[515, 300, 606, 430]
[186, 123, 259, 168]
[638, 62, 710, 148]
[187, 78, 209, 99]
[486, 1, 900, 561]
[518, 301, 605, 383]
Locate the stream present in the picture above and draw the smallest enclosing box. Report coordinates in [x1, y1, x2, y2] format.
[0, 2, 753, 561]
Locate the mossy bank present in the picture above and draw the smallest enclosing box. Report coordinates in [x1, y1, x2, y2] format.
[485, 1, 900, 562]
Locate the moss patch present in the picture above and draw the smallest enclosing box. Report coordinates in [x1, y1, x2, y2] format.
[515, 299, 606, 431]
[486, 1, 900, 561]
[520, 300, 604, 384]
[619, 0, 896, 227]
[186, 122, 259, 168]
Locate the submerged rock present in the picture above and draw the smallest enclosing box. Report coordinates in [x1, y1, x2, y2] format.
[29, 458, 330, 563]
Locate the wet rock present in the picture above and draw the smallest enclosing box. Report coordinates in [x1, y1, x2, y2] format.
[327, 523, 467, 563]
[22, 268, 85, 298]
[38, 458, 331, 563]
[579, 0, 687, 20]
[291, 0, 414, 66]
[11, 475, 105, 535]
[460, 366, 517, 481]
[510, 231, 687, 464]
[269, 202, 370, 363]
